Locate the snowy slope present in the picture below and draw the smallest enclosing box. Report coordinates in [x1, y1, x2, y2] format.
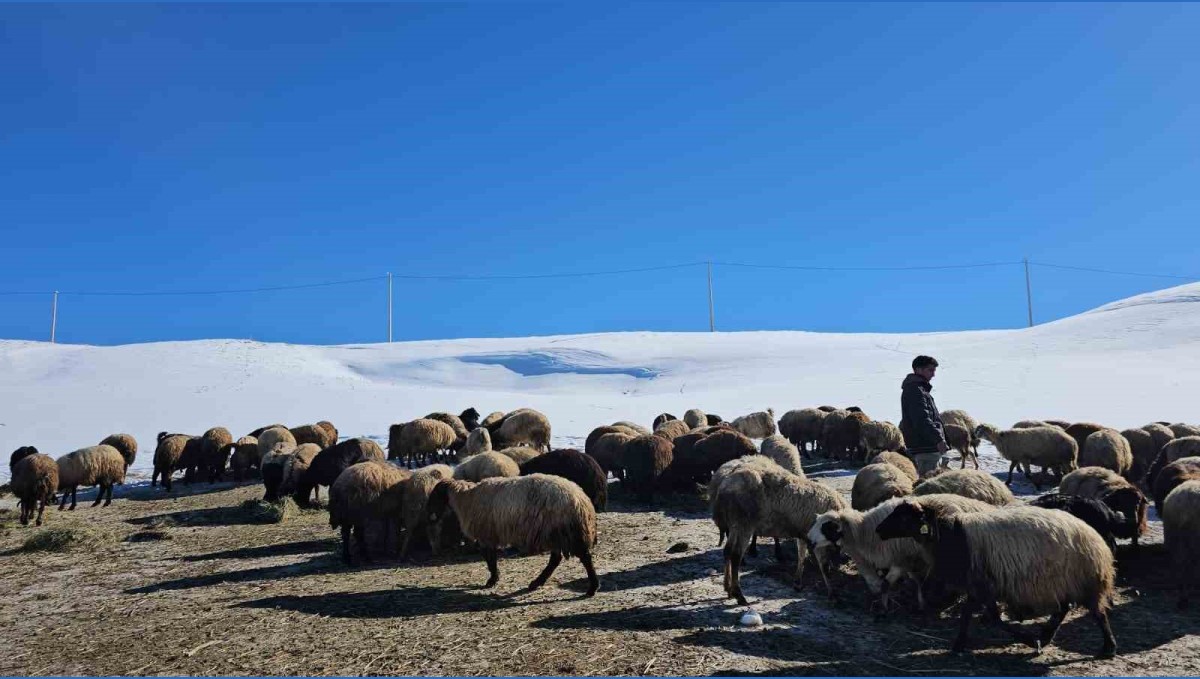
[2, 282, 1198, 482]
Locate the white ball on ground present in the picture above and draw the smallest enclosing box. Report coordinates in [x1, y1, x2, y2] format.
[740, 610, 763, 627]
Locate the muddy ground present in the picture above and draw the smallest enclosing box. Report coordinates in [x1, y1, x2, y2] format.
[1, 453, 1198, 677]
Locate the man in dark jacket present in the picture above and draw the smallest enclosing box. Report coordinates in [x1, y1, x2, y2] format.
[900, 355, 947, 474]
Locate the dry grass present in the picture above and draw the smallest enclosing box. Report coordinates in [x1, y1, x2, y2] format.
[21, 525, 115, 552]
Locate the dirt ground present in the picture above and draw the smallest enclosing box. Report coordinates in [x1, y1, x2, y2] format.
[1, 455, 1198, 677]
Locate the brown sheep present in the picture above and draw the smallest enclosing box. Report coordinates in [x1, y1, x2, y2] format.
[425, 412, 470, 452]
[1065, 422, 1108, 453]
[291, 423, 336, 450]
[653, 419, 690, 441]
[99, 433, 137, 469]
[944, 423, 978, 469]
[11, 453, 59, 526]
[328, 461, 411, 564]
[56, 445, 126, 510]
[620, 435, 674, 501]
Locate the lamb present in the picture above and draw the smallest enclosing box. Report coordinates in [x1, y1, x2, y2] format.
[291, 438, 385, 507]
[1058, 466, 1149, 546]
[858, 420, 905, 460]
[459, 407, 482, 431]
[944, 423, 978, 469]
[809, 493, 995, 610]
[11, 452, 59, 526]
[1169, 423, 1200, 439]
[652, 419, 690, 441]
[1030, 493, 1134, 552]
[586, 431, 635, 480]
[491, 409, 552, 452]
[1151, 457, 1200, 516]
[454, 451, 520, 482]
[778, 408, 826, 455]
[426, 474, 600, 595]
[1141, 422, 1176, 454]
[399, 463, 455, 559]
[870, 452, 918, 484]
[99, 434, 137, 469]
[1065, 422, 1108, 453]
[497, 446, 541, 465]
[1080, 429, 1134, 477]
[519, 448, 608, 511]
[328, 461, 411, 565]
[1120, 428, 1158, 484]
[683, 409, 708, 429]
[713, 459, 846, 605]
[941, 409, 980, 458]
[480, 411, 505, 428]
[460, 427, 492, 459]
[229, 436, 260, 481]
[611, 421, 651, 436]
[759, 435, 803, 476]
[876, 500, 1116, 657]
[619, 434, 673, 501]
[425, 412, 470, 452]
[852, 463, 914, 511]
[56, 444, 126, 510]
[389, 419, 457, 467]
[1162, 480, 1200, 607]
[257, 427, 297, 462]
[974, 423, 1077, 489]
[198, 426, 234, 483]
[151, 432, 194, 492]
[651, 413, 678, 430]
[731, 408, 776, 439]
[291, 423, 337, 450]
[913, 468, 1014, 506]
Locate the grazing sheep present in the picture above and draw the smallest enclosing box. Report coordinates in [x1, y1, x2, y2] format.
[1163, 480, 1200, 607]
[491, 409, 552, 452]
[941, 410, 981, 456]
[291, 424, 336, 450]
[692, 430, 757, 481]
[1012, 420, 1051, 429]
[1043, 419, 1071, 430]
[652, 413, 678, 430]
[152, 433, 193, 492]
[292, 438, 385, 507]
[944, 423, 978, 469]
[519, 448, 608, 511]
[1065, 422, 1108, 454]
[1121, 428, 1158, 484]
[10, 445, 40, 469]
[426, 474, 600, 595]
[1057, 467, 1148, 546]
[858, 420, 905, 460]
[760, 435, 803, 477]
[587, 432, 635, 480]
[731, 409, 777, 439]
[974, 424, 1077, 489]
[11, 453, 59, 526]
[1151, 457, 1200, 516]
[708, 456, 783, 538]
[1142, 423, 1176, 454]
[248, 424, 287, 438]
[852, 463, 914, 511]
[399, 464, 454, 559]
[99, 434, 137, 470]
[279, 443, 322, 502]
[257, 427, 297, 462]
[1148, 437, 1200, 487]
[660, 432, 712, 490]
[778, 408, 827, 454]
[425, 412, 470, 452]
[713, 460, 846, 605]
[329, 461, 411, 564]
[460, 427, 492, 459]
[876, 501, 1116, 657]
[229, 436, 260, 481]
[390, 419, 457, 466]
[585, 425, 636, 464]
[809, 493, 995, 610]
[460, 407, 482, 432]
[480, 411, 505, 428]
[820, 409, 854, 459]
[684, 409, 708, 429]
[612, 421, 650, 436]
[870, 452, 918, 484]
[197, 426, 234, 483]
[56, 444, 126, 510]
[454, 451, 520, 482]
[620, 435, 673, 501]
[1170, 423, 1200, 439]
[497, 446, 541, 466]
[316, 420, 339, 442]
[653, 419, 691, 441]
[1081, 429, 1134, 477]
[1030, 493, 1133, 552]
[913, 468, 1014, 506]
[706, 413, 724, 425]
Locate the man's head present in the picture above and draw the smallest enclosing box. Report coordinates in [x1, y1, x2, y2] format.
[912, 355, 939, 381]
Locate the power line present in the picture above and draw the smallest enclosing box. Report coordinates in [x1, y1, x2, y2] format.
[712, 260, 1023, 272]
[1030, 261, 1198, 281]
[59, 275, 388, 297]
[387, 262, 706, 280]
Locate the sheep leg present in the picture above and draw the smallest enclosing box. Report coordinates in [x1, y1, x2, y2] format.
[355, 524, 371, 563]
[527, 551, 562, 591]
[19, 501, 30, 525]
[774, 538, 786, 563]
[748, 534, 759, 557]
[340, 525, 353, 565]
[579, 550, 599, 597]
[726, 546, 748, 606]
[36, 498, 47, 526]
[92, 484, 105, 507]
[1005, 461, 1017, 486]
[972, 449, 980, 470]
[481, 547, 501, 589]
[952, 595, 981, 653]
[399, 529, 414, 562]
[104, 484, 115, 506]
[1091, 606, 1117, 658]
[69, 487, 78, 510]
[1036, 603, 1071, 651]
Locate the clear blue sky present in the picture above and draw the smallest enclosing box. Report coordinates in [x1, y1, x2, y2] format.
[2, 3, 1198, 345]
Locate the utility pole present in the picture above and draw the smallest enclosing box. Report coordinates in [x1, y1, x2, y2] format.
[50, 291, 58, 343]
[707, 261, 715, 332]
[1024, 258, 1033, 328]
[387, 273, 393, 343]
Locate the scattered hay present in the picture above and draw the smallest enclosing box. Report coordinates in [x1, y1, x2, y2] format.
[240, 498, 298, 524]
[0, 482, 11, 497]
[22, 525, 115, 553]
[126, 529, 172, 543]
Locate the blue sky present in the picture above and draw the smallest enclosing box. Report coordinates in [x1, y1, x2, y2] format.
[2, 3, 1198, 345]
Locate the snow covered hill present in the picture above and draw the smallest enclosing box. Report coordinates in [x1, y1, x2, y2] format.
[2, 282, 1198, 482]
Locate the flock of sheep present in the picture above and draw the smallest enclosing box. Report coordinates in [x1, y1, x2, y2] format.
[7, 403, 1200, 661]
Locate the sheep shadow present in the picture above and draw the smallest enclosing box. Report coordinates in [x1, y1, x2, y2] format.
[125, 554, 337, 594]
[122, 480, 251, 502]
[181, 538, 339, 561]
[236, 585, 542, 619]
[127, 505, 276, 528]
[532, 601, 732, 632]
[559, 549, 721, 593]
[603, 485, 713, 520]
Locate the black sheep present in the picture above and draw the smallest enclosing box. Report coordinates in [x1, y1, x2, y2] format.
[1030, 493, 1127, 551]
[519, 448, 608, 511]
[9, 446, 39, 470]
[292, 438, 384, 506]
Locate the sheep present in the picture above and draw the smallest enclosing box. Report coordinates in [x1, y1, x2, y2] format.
[99, 434, 137, 470]
[974, 423, 1077, 489]
[454, 451, 520, 482]
[480, 411, 505, 428]
[1065, 422, 1108, 453]
[684, 409, 708, 429]
[229, 436, 260, 481]
[1151, 457, 1200, 516]
[460, 427, 492, 459]
[587, 431, 635, 480]
[278, 443, 322, 502]
[151, 433, 194, 492]
[612, 421, 650, 436]
[809, 493, 995, 610]
[817, 405, 839, 412]
[585, 425, 636, 461]
[291, 438, 385, 507]
[328, 461, 411, 564]
[55, 444, 126, 510]
[11, 453, 59, 526]
[692, 430, 757, 480]
[425, 474, 600, 595]
[1030, 494, 1133, 552]
[852, 463, 914, 511]
[651, 413, 678, 430]
[870, 452, 918, 484]
[1120, 428, 1158, 484]
[497, 446, 541, 465]
[398, 463, 454, 559]
[1142, 422, 1176, 454]
[316, 420, 339, 443]
[491, 409, 552, 452]
[1169, 423, 1200, 439]
[713, 459, 846, 605]
[1163, 480, 1200, 607]
[944, 423, 978, 469]
[1148, 437, 1200, 487]
[425, 412, 470, 452]
[1058, 466, 1149, 546]
[10, 445, 40, 469]
[819, 409, 853, 459]
[248, 423, 287, 438]
[257, 427, 297, 462]
[913, 468, 1014, 506]
[197, 426, 234, 483]
[731, 409, 777, 439]
[1080, 429, 1133, 477]
[653, 419, 690, 441]
[706, 414, 724, 425]
[858, 420, 905, 460]
[941, 409, 980, 457]
[290, 423, 336, 450]
[619, 434, 673, 501]
[1012, 420, 1051, 429]
[389, 419, 457, 467]
[876, 500, 1116, 657]
[778, 408, 826, 455]
[760, 435, 803, 477]
[660, 432, 712, 490]
[460, 407, 482, 431]
[519, 448, 608, 511]
[261, 443, 309, 503]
